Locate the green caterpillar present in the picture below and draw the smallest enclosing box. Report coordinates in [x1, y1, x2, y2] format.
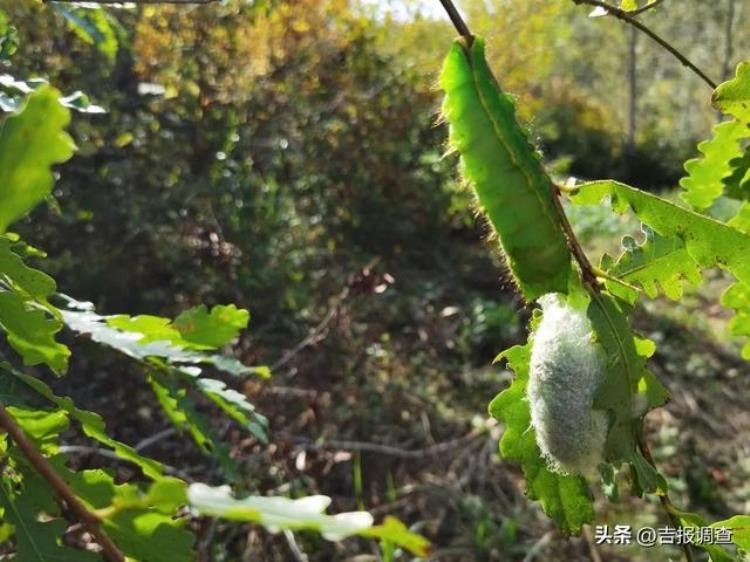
[440, 38, 571, 300]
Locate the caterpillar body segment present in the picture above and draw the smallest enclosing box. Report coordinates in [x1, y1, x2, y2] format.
[440, 38, 572, 300]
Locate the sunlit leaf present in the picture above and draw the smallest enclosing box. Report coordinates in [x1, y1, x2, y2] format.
[0, 292, 69, 373]
[605, 226, 701, 301]
[359, 516, 431, 557]
[0, 470, 100, 562]
[63, 298, 259, 378]
[572, 180, 750, 285]
[61, 467, 193, 562]
[148, 373, 238, 480]
[679, 120, 749, 209]
[173, 304, 250, 349]
[4, 364, 165, 480]
[711, 515, 750, 551]
[188, 483, 374, 540]
[0, 86, 74, 232]
[488, 336, 595, 535]
[713, 61, 750, 122]
[53, 5, 118, 62]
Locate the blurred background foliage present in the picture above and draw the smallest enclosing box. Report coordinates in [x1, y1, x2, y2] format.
[1, 0, 748, 559]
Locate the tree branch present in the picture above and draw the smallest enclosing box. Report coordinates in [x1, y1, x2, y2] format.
[573, 0, 717, 89]
[0, 404, 125, 562]
[631, 0, 666, 16]
[437, 0, 473, 42]
[291, 431, 481, 460]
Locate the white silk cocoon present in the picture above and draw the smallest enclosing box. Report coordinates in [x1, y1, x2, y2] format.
[528, 294, 608, 475]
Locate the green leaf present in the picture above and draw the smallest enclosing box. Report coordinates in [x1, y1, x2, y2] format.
[573, 180, 750, 360]
[620, 0, 638, 10]
[148, 373, 238, 480]
[359, 516, 432, 557]
[60, 297, 267, 471]
[62, 299, 258, 378]
[106, 314, 181, 345]
[711, 515, 750, 551]
[722, 150, 750, 201]
[61, 468, 193, 562]
[606, 226, 701, 301]
[679, 120, 749, 209]
[140, 478, 189, 514]
[0, 236, 57, 305]
[53, 5, 118, 61]
[6, 406, 68, 452]
[721, 282, 750, 359]
[0, 236, 68, 372]
[0, 292, 69, 373]
[173, 304, 250, 349]
[637, 369, 669, 409]
[0, 86, 75, 232]
[0, 74, 105, 114]
[0, 471, 100, 562]
[0, 12, 18, 61]
[587, 292, 666, 494]
[671, 508, 734, 562]
[189, 483, 417, 546]
[713, 61, 750, 122]
[728, 201, 750, 232]
[488, 337, 594, 535]
[108, 303, 250, 351]
[193, 377, 269, 444]
[4, 365, 166, 480]
[571, 180, 750, 285]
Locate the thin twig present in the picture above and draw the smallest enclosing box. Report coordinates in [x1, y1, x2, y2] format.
[631, 0, 666, 16]
[582, 525, 604, 562]
[572, 0, 717, 88]
[552, 190, 600, 289]
[57, 445, 194, 481]
[283, 530, 310, 562]
[270, 257, 380, 372]
[437, 0, 473, 41]
[135, 427, 177, 452]
[638, 436, 696, 562]
[197, 517, 219, 562]
[0, 404, 125, 562]
[291, 432, 481, 460]
[522, 530, 555, 562]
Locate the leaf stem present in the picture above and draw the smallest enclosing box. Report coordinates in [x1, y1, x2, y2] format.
[552, 190, 601, 289]
[0, 404, 125, 562]
[572, 0, 717, 89]
[592, 265, 642, 293]
[638, 435, 695, 562]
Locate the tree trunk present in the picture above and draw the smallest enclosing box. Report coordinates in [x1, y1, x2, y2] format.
[721, 0, 737, 82]
[626, 25, 638, 174]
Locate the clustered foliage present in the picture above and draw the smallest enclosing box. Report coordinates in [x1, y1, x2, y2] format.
[0, 3, 431, 560]
[435, 4, 750, 560]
